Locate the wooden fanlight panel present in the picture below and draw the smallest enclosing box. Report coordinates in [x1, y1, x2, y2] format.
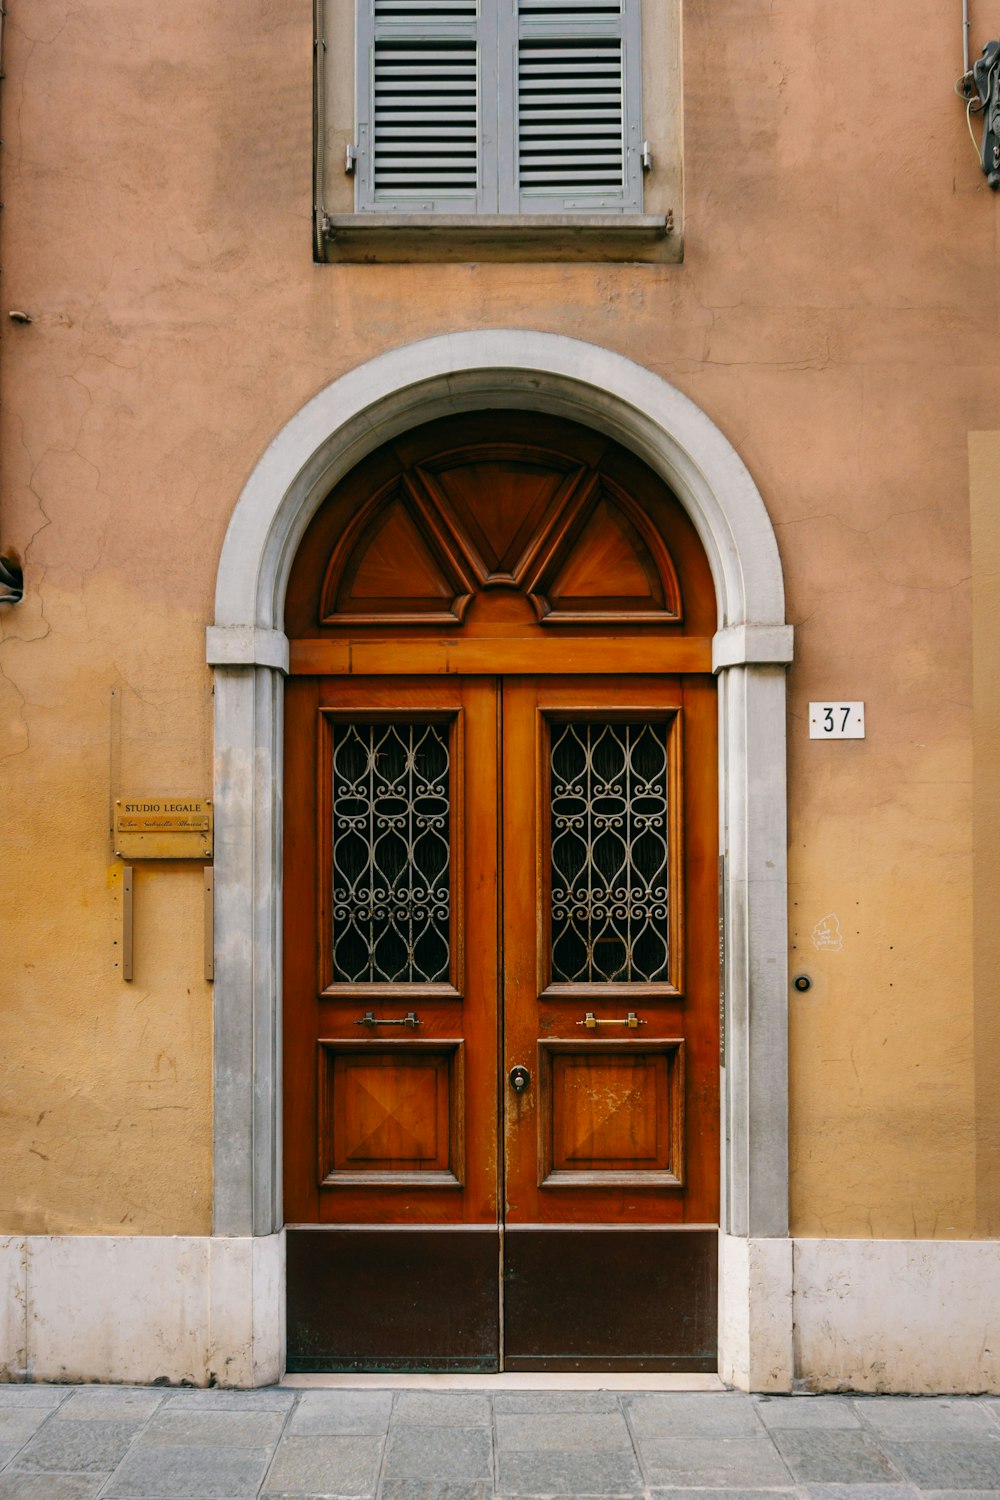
[320, 460, 681, 626]
[287, 412, 717, 665]
[322, 478, 479, 625]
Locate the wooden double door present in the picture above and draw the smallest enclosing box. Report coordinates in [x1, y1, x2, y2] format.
[283, 669, 719, 1372]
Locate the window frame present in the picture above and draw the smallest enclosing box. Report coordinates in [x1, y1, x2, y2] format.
[313, 0, 683, 263]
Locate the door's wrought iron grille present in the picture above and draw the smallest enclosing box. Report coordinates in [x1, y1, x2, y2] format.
[332, 722, 450, 983]
[550, 720, 670, 982]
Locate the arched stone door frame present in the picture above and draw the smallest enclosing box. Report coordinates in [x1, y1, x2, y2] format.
[207, 330, 794, 1390]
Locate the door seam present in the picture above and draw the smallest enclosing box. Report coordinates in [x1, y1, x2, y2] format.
[497, 674, 506, 1372]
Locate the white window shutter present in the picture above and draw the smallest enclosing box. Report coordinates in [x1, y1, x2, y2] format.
[357, 0, 490, 211]
[509, 0, 642, 214]
[353, 0, 640, 215]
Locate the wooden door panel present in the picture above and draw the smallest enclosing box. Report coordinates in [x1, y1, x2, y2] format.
[284, 675, 323, 1224]
[538, 1040, 684, 1187]
[501, 675, 718, 1227]
[319, 1041, 464, 1187]
[503, 1227, 718, 1373]
[287, 1228, 500, 1374]
[284, 676, 499, 1229]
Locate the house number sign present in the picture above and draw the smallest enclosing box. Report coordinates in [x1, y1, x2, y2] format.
[809, 703, 865, 740]
[113, 797, 213, 860]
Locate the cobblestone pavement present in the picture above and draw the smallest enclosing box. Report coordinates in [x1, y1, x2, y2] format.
[1, 1385, 1000, 1498]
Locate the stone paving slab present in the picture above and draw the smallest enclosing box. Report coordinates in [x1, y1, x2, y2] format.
[56, 1389, 166, 1423]
[495, 1447, 644, 1495]
[0, 1386, 68, 1407]
[0, 1413, 51, 1446]
[638, 1434, 794, 1488]
[382, 1426, 492, 1483]
[103, 1441, 274, 1497]
[139, 1408, 290, 1447]
[756, 1397, 862, 1430]
[0, 1477, 110, 1499]
[0, 1385, 998, 1497]
[492, 1392, 620, 1414]
[649, 1491, 795, 1499]
[855, 1397, 1000, 1440]
[165, 1389, 297, 1412]
[801, 1487, 920, 1500]
[495, 1411, 633, 1451]
[260, 1431, 383, 1497]
[921, 1492, 1000, 1499]
[768, 1430, 901, 1484]
[880, 1439, 1000, 1489]
[9, 1417, 139, 1474]
[289, 1392, 394, 1437]
[626, 1391, 763, 1438]
[378, 1486, 491, 1500]
[393, 1395, 492, 1429]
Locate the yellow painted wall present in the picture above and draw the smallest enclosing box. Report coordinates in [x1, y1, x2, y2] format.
[971, 432, 1000, 1237]
[1, 0, 998, 1235]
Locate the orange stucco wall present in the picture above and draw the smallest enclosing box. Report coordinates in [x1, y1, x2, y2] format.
[1, 0, 998, 1236]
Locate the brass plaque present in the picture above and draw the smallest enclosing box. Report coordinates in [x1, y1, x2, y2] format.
[114, 797, 213, 860]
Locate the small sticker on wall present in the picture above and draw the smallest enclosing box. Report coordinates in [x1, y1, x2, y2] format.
[812, 913, 843, 952]
[809, 702, 865, 739]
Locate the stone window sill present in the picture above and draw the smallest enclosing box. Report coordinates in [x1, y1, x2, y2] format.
[317, 213, 679, 264]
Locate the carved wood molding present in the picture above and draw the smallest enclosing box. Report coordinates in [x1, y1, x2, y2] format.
[318, 439, 684, 629]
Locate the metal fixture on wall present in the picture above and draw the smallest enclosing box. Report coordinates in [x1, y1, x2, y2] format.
[0, 551, 23, 606]
[0, 7, 21, 605]
[972, 41, 1000, 187]
[957, 3, 1000, 189]
[312, 0, 328, 260]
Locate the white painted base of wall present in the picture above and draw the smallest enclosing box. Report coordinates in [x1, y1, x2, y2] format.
[0, 1233, 284, 1388]
[793, 1238, 1000, 1394]
[719, 1233, 794, 1393]
[2, 1232, 999, 1391]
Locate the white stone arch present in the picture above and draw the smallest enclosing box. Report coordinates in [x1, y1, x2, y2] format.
[207, 330, 794, 1390]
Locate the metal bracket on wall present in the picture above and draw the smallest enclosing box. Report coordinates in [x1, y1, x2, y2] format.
[115, 863, 215, 983]
[122, 865, 134, 982]
[204, 867, 214, 983]
[312, 0, 329, 260]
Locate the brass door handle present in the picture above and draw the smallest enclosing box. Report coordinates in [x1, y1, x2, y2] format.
[577, 1012, 645, 1029]
[356, 1011, 422, 1028]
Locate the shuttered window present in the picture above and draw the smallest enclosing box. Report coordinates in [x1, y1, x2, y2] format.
[355, 0, 643, 213]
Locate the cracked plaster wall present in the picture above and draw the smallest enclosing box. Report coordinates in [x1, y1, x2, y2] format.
[0, 0, 998, 1237]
